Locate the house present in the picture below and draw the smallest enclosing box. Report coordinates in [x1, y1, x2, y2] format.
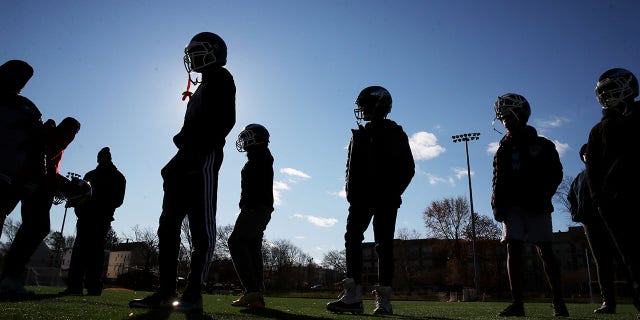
[105, 241, 153, 280]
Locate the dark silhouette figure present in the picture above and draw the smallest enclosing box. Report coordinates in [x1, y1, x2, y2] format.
[0, 60, 50, 297]
[228, 124, 273, 309]
[491, 93, 568, 317]
[586, 68, 640, 316]
[60, 147, 126, 296]
[568, 144, 618, 314]
[129, 31, 236, 313]
[327, 86, 414, 316]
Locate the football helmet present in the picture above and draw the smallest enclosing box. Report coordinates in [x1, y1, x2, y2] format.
[56, 176, 92, 208]
[494, 93, 531, 122]
[183, 32, 227, 73]
[236, 123, 270, 152]
[595, 68, 638, 110]
[354, 86, 392, 121]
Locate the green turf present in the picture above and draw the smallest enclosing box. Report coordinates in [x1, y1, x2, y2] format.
[0, 286, 636, 319]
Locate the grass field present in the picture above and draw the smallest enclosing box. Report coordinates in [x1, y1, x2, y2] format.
[0, 286, 637, 320]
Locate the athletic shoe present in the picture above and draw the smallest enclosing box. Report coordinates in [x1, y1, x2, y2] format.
[173, 295, 203, 313]
[498, 302, 525, 317]
[128, 292, 176, 309]
[0, 277, 35, 297]
[593, 303, 616, 314]
[552, 300, 569, 317]
[231, 292, 265, 308]
[326, 278, 363, 314]
[372, 286, 393, 315]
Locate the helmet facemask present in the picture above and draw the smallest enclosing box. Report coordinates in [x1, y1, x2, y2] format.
[183, 41, 217, 73]
[595, 75, 636, 110]
[494, 94, 530, 122]
[236, 126, 269, 152]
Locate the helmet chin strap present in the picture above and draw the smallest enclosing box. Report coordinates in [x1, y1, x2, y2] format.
[491, 117, 504, 135]
[181, 73, 201, 101]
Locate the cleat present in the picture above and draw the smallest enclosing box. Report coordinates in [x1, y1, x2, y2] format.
[173, 295, 203, 313]
[593, 303, 615, 314]
[552, 300, 569, 317]
[498, 302, 525, 317]
[326, 278, 363, 314]
[372, 286, 393, 315]
[128, 292, 176, 309]
[231, 291, 265, 308]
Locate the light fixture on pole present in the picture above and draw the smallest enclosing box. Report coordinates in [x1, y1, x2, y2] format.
[452, 132, 481, 293]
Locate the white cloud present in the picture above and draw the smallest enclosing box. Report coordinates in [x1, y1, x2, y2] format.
[409, 131, 446, 161]
[552, 140, 569, 158]
[426, 173, 455, 186]
[535, 116, 568, 129]
[486, 140, 569, 158]
[280, 168, 311, 179]
[487, 141, 499, 154]
[452, 167, 474, 180]
[330, 187, 346, 199]
[273, 181, 290, 206]
[292, 214, 339, 227]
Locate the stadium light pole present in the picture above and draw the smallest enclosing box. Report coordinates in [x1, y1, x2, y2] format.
[452, 132, 481, 294]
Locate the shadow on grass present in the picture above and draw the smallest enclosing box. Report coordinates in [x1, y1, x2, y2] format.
[240, 307, 335, 320]
[240, 308, 453, 320]
[126, 309, 215, 320]
[0, 293, 60, 302]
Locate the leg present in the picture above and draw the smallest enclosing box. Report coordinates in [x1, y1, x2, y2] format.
[157, 191, 186, 297]
[327, 204, 370, 314]
[506, 240, 525, 304]
[65, 220, 88, 292]
[0, 180, 19, 236]
[1, 189, 52, 279]
[601, 209, 640, 310]
[370, 206, 397, 315]
[228, 207, 271, 292]
[535, 241, 569, 317]
[584, 222, 617, 310]
[183, 150, 221, 299]
[344, 204, 373, 284]
[84, 221, 111, 295]
[371, 206, 398, 286]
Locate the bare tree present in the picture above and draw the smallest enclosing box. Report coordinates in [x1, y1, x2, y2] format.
[126, 224, 159, 271]
[180, 218, 192, 261]
[2, 217, 20, 244]
[46, 231, 75, 251]
[553, 175, 574, 218]
[422, 196, 471, 287]
[423, 195, 469, 241]
[396, 227, 422, 240]
[263, 239, 311, 289]
[321, 249, 346, 276]
[463, 214, 501, 240]
[105, 227, 119, 250]
[214, 224, 234, 260]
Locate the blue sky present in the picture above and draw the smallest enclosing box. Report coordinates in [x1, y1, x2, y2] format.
[2, 0, 640, 262]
